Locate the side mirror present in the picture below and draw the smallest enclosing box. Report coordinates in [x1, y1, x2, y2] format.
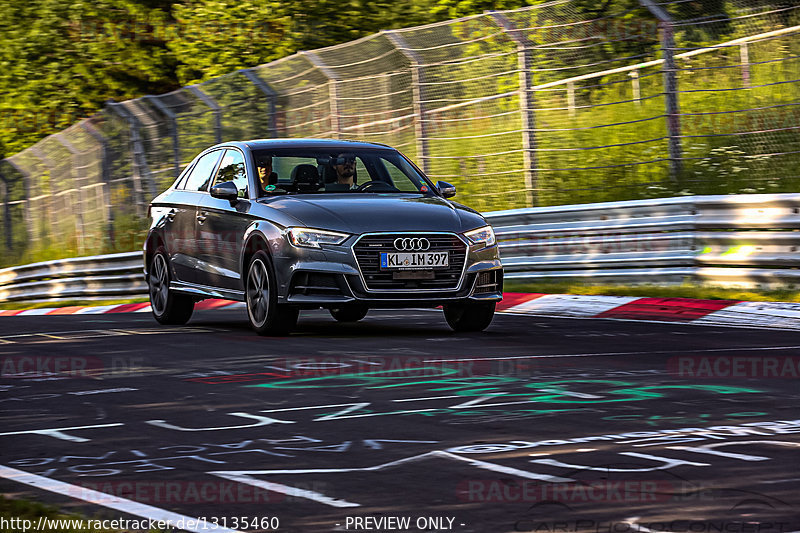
[436, 181, 457, 198]
[210, 181, 239, 204]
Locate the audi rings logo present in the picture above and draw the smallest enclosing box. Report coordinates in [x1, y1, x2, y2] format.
[393, 237, 430, 251]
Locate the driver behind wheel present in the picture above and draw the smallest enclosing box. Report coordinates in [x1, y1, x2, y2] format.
[325, 153, 357, 191]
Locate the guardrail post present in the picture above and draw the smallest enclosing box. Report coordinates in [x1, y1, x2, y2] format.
[188, 85, 222, 144]
[639, 0, 683, 185]
[80, 121, 115, 246]
[383, 31, 431, 175]
[106, 101, 156, 209]
[489, 12, 538, 206]
[144, 96, 181, 179]
[55, 134, 87, 255]
[240, 69, 279, 138]
[301, 51, 341, 139]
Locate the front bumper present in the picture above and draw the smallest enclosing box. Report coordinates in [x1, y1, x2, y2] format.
[273, 232, 503, 308]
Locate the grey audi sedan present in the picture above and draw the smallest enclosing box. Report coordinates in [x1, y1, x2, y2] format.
[143, 139, 503, 335]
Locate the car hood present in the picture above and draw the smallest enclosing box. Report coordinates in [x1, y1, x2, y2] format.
[257, 194, 486, 234]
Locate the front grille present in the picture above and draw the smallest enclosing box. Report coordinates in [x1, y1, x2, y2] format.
[353, 233, 467, 290]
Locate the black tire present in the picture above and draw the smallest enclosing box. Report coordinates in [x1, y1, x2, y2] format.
[329, 304, 368, 322]
[443, 301, 496, 332]
[246, 250, 299, 335]
[148, 249, 194, 325]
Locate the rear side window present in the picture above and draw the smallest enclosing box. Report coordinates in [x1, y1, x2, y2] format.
[183, 150, 222, 191]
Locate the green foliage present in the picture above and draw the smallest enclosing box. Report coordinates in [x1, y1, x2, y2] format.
[0, 0, 178, 157]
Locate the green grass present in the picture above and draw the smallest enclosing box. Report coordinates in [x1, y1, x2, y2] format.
[0, 496, 141, 533]
[0, 297, 148, 311]
[504, 280, 800, 303]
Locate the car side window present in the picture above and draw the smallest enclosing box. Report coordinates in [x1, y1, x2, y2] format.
[183, 150, 222, 192]
[213, 149, 248, 198]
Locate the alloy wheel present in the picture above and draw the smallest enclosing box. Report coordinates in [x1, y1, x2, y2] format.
[247, 258, 270, 327]
[149, 254, 169, 316]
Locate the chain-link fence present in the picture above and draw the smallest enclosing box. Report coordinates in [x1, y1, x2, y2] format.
[1, 0, 798, 267]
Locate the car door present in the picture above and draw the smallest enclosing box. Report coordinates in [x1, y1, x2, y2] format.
[168, 149, 223, 284]
[195, 148, 252, 291]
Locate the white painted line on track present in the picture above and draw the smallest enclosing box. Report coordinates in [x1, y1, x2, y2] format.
[0, 465, 243, 533]
[212, 472, 360, 508]
[0, 423, 125, 442]
[496, 309, 800, 332]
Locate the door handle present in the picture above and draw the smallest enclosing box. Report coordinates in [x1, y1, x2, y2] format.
[166, 209, 176, 222]
[196, 211, 208, 223]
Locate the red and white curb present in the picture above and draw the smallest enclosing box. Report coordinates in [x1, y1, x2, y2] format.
[2, 293, 800, 330]
[0, 299, 244, 317]
[497, 293, 800, 330]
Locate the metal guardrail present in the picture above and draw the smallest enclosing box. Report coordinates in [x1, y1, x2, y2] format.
[487, 193, 800, 287]
[1, 193, 798, 303]
[0, 252, 143, 303]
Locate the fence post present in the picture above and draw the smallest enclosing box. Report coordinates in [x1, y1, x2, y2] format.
[28, 146, 59, 245]
[639, 0, 683, 184]
[0, 171, 11, 253]
[81, 120, 115, 246]
[144, 95, 181, 179]
[4, 158, 32, 244]
[383, 31, 431, 175]
[240, 69, 279, 138]
[740, 42, 751, 88]
[489, 12, 538, 206]
[630, 69, 641, 104]
[301, 51, 341, 139]
[106, 101, 155, 209]
[55, 134, 87, 255]
[188, 85, 222, 144]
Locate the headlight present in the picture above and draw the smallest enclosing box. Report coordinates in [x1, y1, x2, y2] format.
[464, 225, 496, 248]
[286, 227, 349, 248]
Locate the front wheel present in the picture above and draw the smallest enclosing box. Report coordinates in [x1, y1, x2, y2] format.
[246, 251, 298, 335]
[329, 304, 368, 322]
[443, 301, 496, 332]
[149, 250, 194, 325]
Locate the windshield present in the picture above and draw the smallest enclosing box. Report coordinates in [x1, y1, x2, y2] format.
[251, 148, 434, 197]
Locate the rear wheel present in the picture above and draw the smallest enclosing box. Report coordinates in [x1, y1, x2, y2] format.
[149, 250, 194, 325]
[246, 251, 298, 335]
[329, 304, 368, 322]
[443, 301, 496, 332]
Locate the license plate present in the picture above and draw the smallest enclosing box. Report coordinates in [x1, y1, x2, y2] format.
[380, 252, 449, 270]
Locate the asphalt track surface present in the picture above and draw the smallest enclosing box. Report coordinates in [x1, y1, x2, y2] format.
[1, 307, 800, 533]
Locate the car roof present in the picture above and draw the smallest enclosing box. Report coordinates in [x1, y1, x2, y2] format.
[214, 139, 394, 151]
